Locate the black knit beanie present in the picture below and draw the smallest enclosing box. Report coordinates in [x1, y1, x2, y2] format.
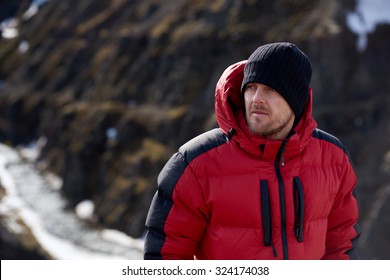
[241, 42, 312, 119]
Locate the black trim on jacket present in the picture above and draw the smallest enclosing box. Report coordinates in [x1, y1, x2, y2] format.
[293, 177, 305, 242]
[312, 128, 360, 259]
[260, 180, 272, 246]
[346, 190, 361, 259]
[312, 129, 353, 163]
[144, 128, 228, 259]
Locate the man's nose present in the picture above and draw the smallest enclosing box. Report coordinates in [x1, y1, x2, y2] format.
[252, 88, 266, 103]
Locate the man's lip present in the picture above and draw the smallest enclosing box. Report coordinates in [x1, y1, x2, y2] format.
[251, 110, 268, 115]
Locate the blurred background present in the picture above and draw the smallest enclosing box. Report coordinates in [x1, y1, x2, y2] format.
[0, 0, 390, 260]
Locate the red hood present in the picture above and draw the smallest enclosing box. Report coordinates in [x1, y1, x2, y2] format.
[214, 60, 317, 158]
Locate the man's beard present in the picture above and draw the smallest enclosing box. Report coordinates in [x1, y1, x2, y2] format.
[247, 109, 294, 138]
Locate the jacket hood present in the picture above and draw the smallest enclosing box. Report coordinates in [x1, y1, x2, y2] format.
[214, 60, 317, 158]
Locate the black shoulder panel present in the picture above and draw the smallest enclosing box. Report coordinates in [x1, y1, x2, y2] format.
[179, 128, 228, 163]
[312, 129, 353, 163]
[144, 128, 226, 259]
[158, 128, 227, 200]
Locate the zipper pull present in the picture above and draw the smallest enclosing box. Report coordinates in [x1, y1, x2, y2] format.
[280, 141, 287, 166]
[295, 227, 300, 238]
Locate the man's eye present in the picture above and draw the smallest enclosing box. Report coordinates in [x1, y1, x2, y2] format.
[264, 87, 275, 93]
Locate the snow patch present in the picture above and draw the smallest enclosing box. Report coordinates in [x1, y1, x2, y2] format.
[75, 200, 95, 221]
[23, 0, 50, 21]
[347, 0, 390, 51]
[1, 0, 50, 39]
[101, 229, 144, 251]
[18, 40, 30, 53]
[106, 127, 117, 140]
[1, 143, 143, 259]
[0, 18, 19, 39]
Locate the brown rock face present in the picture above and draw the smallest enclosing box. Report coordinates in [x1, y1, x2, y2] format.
[0, 0, 389, 259]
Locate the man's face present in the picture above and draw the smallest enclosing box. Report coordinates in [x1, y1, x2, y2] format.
[244, 83, 295, 140]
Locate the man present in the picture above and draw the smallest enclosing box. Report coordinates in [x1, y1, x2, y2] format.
[144, 42, 360, 260]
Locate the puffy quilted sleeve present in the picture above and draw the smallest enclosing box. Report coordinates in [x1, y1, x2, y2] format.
[143, 152, 209, 260]
[322, 152, 360, 260]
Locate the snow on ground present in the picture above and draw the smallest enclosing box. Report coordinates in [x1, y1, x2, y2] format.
[347, 0, 390, 51]
[0, 143, 143, 259]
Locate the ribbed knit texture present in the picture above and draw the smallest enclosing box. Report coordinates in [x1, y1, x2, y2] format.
[241, 42, 312, 118]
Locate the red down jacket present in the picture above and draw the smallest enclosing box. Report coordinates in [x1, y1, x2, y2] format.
[144, 61, 360, 260]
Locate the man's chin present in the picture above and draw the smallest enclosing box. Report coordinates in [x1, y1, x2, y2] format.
[248, 126, 267, 137]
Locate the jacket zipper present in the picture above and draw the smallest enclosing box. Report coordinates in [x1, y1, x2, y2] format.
[275, 140, 288, 259]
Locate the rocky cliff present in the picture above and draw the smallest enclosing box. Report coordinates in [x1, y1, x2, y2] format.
[1, 0, 389, 259]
